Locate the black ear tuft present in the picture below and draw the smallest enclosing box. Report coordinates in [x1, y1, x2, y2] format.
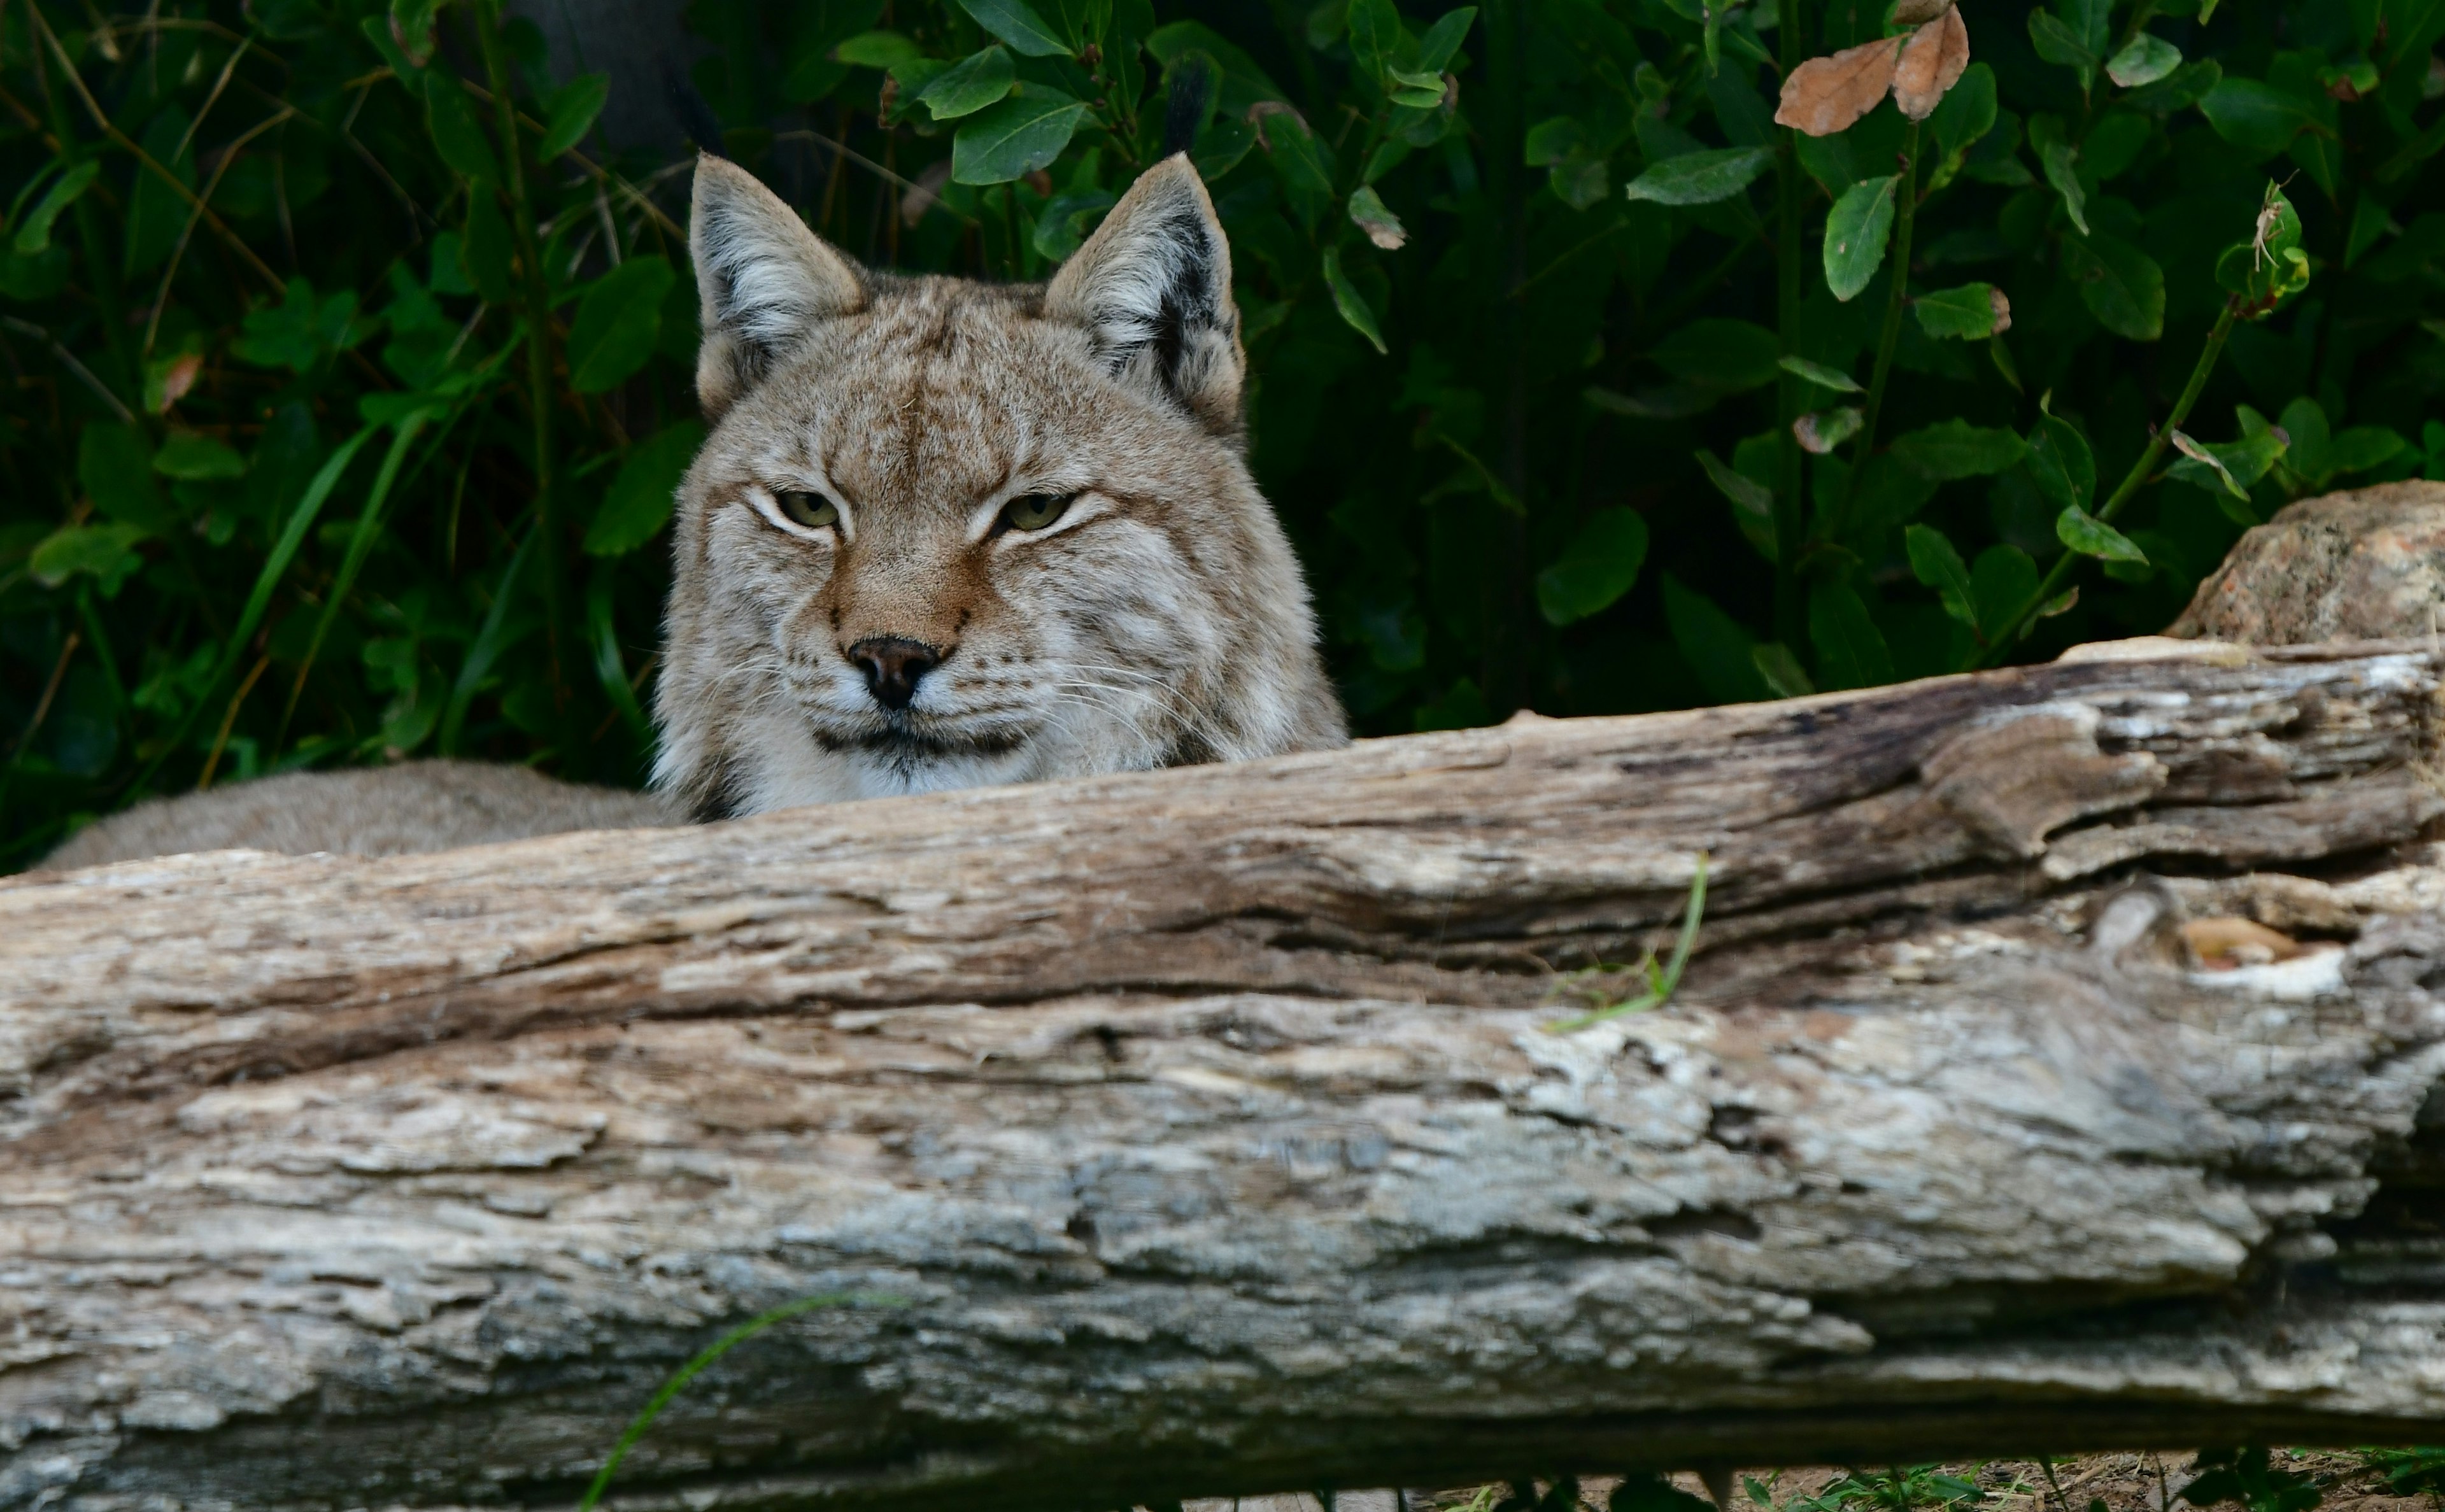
[1161, 55, 1215, 160]
[688, 156, 865, 421]
[1042, 155, 1244, 438]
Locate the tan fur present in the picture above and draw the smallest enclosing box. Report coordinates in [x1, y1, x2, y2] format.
[41, 761, 679, 869]
[653, 154, 1345, 817]
[39, 154, 1344, 868]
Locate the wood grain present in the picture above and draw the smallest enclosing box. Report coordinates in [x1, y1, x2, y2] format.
[3, 641, 2442, 1511]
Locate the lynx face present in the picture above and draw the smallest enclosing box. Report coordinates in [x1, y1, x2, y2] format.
[654, 156, 1347, 818]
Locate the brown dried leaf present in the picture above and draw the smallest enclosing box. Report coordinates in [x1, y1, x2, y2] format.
[1889, 0, 1955, 24]
[1776, 37, 1904, 138]
[1988, 286, 2013, 334]
[152, 353, 202, 413]
[1893, 8, 1971, 122]
[2181, 916, 2305, 970]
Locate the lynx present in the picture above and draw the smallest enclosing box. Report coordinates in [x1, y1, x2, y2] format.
[43, 155, 1345, 869]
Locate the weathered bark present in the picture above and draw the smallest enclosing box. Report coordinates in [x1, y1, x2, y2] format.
[5, 640, 2445, 1512]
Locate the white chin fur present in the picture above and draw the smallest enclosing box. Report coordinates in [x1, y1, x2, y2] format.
[728, 705, 1041, 810]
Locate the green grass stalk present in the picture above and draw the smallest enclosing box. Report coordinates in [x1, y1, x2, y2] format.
[1976, 302, 2239, 667]
[472, 1, 574, 739]
[576, 1293, 901, 1512]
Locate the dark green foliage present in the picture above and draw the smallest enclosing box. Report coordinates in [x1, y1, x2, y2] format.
[6, 0, 2445, 866]
[2179, 1448, 2325, 1512]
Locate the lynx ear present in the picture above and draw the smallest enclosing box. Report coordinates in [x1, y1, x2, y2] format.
[689, 155, 865, 421]
[1044, 154, 1244, 437]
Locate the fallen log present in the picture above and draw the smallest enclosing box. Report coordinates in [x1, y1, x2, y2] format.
[4, 639, 2444, 1512]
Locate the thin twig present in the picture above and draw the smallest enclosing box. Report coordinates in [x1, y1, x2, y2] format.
[1, 315, 136, 423]
[1977, 302, 2239, 666]
[197, 654, 271, 791]
[28, 2, 283, 290]
[171, 33, 252, 166]
[146, 106, 295, 356]
[774, 127, 981, 221]
[6, 631, 80, 764]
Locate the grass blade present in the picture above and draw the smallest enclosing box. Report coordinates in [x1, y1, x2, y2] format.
[576, 1293, 901, 1512]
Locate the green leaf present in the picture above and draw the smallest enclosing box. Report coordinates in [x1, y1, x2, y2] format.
[1750, 642, 1815, 697]
[921, 46, 1018, 120]
[1145, 22, 1289, 115]
[2167, 408, 2288, 511]
[1971, 544, 2039, 642]
[30, 522, 150, 595]
[2329, 425, 2408, 475]
[1822, 174, 1899, 302]
[2062, 231, 2165, 341]
[80, 423, 169, 530]
[424, 75, 500, 183]
[11, 160, 97, 256]
[958, 0, 1072, 56]
[2199, 78, 2318, 157]
[835, 30, 923, 67]
[1696, 447, 1777, 563]
[1808, 583, 1896, 691]
[539, 73, 610, 159]
[2057, 505, 2147, 562]
[2123, 57, 2222, 113]
[1849, 453, 1943, 537]
[1347, 0, 1402, 86]
[153, 430, 246, 481]
[1914, 283, 2009, 339]
[952, 87, 1091, 184]
[2029, 10, 2098, 85]
[565, 255, 676, 393]
[1259, 108, 1338, 229]
[1322, 245, 1388, 354]
[1524, 116, 1586, 167]
[1622, 146, 1773, 206]
[585, 419, 707, 557]
[1547, 155, 1611, 209]
[1779, 355, 1864, 393]
[1891, 418, 2028, 480]
[2029, 115, 2088, 234]
[1931, 64, 1998, 162]
[1536, 507, 1651, 625]
[2167, 428, 2253, 500]
[462, 190, 515, 305]
[2106, 33, 2182, 87]
[1415, 8, 1477, 74]
[1652, 318, 1779, 392]
[2278, 395, 2332, 481]
[237, 276, 344, 372]
[1905, 524, 1980, 628]
[2216, 181, 2313, 315]
[1662, 573, 1769, 704]
[1031, 188, 1117, 262]
[1346, 184, 1407, 250]
[2025, 409, 2096, 513]
[1794, 407, 1864, 454]
[1701, 445, 1780, 516]
[2346, 195, 2390, 269]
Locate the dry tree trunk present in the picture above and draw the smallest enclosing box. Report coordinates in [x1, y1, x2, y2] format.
[4, 640, 2444, 1512]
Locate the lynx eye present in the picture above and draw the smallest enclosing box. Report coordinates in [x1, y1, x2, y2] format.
[1000, 492, 1074, 533]
[776, 490, 840, 530]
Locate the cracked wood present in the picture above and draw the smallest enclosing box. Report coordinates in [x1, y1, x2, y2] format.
[3, 640, 2443, 1511]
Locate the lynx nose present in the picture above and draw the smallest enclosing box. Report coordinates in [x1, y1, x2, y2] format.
[846, 636, 943, 711]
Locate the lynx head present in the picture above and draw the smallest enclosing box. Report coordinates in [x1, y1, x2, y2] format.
[653, 155, 1347, 817]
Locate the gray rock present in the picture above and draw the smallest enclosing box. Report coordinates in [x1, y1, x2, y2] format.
[2170, 480, 2445, 644]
